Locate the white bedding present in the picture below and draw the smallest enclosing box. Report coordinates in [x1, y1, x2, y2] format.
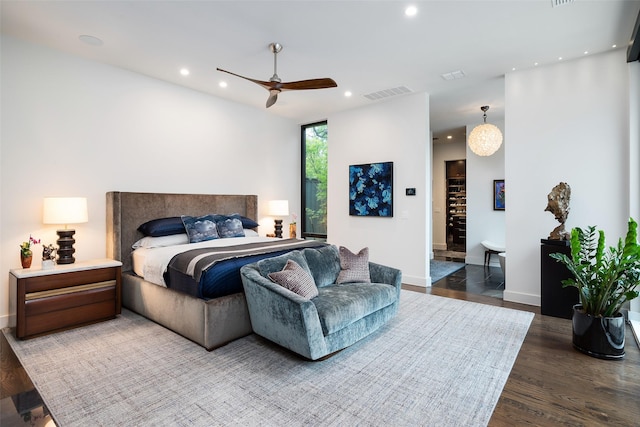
[132, 236, 283, 287]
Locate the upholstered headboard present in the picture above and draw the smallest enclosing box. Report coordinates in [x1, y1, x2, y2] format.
[106, 192, 258, 272]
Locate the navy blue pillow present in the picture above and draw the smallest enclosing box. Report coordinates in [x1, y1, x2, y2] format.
[236, 214, 259, 229]
[181, 215, 220, 243]
[138, 217, 185, 237]
[214, 214, 246, 238]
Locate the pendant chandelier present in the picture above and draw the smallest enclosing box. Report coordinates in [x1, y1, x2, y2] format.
[468, 106, 503, 156]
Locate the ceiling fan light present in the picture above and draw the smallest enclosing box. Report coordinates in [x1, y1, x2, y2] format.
[468, 123, 503, 156]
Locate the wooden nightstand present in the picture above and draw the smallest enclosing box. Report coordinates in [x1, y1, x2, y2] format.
[10, 259, 122, 339]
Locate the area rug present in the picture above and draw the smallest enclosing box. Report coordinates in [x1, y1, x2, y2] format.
[4, 291, 533, 427]
[431, 259, 466, 283]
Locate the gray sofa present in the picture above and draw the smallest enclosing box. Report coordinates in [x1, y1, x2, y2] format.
[240, 245, 402, 360]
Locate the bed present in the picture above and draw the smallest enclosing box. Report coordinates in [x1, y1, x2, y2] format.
[106, 191, 322, 350]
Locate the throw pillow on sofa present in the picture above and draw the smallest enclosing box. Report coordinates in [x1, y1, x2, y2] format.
[268, 259, 319, 299]
[336, 246, 371, 284]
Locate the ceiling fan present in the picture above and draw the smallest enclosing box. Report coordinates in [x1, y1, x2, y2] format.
[217, 43, 338, 108]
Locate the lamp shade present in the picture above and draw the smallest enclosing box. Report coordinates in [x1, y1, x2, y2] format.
[267, 200, 289, 216]
[468, 123, 503, 156]
[43, 197, 89, 225]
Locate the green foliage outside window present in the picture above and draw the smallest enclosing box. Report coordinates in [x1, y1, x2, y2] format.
[303, 123, 328, 236]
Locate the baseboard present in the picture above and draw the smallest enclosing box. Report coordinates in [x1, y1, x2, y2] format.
[503, 290, 540, 307]
[402, 283, 428, 293]
[402, 275, 427, 287]
[0, 313, 10, 329]
[433, 243, 447, 251]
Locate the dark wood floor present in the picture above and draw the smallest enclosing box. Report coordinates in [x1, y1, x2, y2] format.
[2, 266, 639, 426]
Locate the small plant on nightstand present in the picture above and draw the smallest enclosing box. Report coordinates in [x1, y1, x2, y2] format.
[19, 235, 40, 268]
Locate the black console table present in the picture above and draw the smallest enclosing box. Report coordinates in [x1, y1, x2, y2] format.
[540, 239, 579, 319]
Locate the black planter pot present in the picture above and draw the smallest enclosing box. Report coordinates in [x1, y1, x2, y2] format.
[572, 304, 625, 360]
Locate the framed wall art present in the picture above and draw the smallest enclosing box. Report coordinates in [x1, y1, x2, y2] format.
[349, 161, 393, 217]
[494, 179, 505, 210]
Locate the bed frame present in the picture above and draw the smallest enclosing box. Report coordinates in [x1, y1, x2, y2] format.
[106, 191, 257, 350]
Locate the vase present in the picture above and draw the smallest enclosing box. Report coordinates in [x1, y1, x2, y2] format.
[572, 304, 625, 360]
[289, 223, 297, 239]
[20, 254, 33, 269]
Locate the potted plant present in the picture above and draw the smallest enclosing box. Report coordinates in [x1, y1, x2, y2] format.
[550, 218, 640, 359]
[19, 235, 40, 269]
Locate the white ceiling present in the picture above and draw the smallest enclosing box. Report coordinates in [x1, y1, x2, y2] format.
[2, 0, 639, 143]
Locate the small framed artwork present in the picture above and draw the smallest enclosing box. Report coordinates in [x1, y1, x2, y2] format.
[494, 179, 505, 210]
[349, 161, 393, 217]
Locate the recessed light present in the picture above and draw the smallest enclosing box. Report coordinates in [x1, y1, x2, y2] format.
[78, 35, 103, 46]
[558, 57, 563, 61]
[219, 81, 228, 88]
[534, 62, 539, 66]
[584, 50, 589, 55]
[405, 6, 417, 17]
[344, 91, 352, 97]
[180, 68, 190, 76]
[512, 67, 517, 71]
[612, 44, 617, 48]
[447, 135, 452, 140]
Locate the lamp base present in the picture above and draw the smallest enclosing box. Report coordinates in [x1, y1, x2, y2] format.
[274, 219, 283, 238]
[56, 229, 76, 264]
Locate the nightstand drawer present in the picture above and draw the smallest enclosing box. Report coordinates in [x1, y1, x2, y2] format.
[22, 268, 118, 293]
[25, 283, 116, 315]
[23, 298, 117, 338]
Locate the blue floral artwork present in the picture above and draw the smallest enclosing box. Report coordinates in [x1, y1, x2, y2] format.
[349, 162, 393, 217]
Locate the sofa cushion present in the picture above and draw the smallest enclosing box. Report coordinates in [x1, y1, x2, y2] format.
[256, 250, 312, 278]
[302, 245, 341, 288]
[312, 283, 396, 336]
[336, 246, 371, 284]
[268, 259, 319, 299]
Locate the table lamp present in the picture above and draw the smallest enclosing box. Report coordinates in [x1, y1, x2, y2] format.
[267, 200, 289, 238]
[43, 197, 88, 264]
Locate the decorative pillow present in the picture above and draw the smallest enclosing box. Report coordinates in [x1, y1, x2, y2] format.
[132, 234, 189, 249]
[242, 229, 259, 237]
[214, 214, 246, 238]
[268, 259, 319, 299]
[137, 217, 185, 237]
[336, 246, 371, 284]
[181, 215, 220, 243]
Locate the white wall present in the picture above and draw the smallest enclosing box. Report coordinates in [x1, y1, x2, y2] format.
[328, 93, 430, 286]
[629, 59, 640, 315]
[431, 140, 466, 251]
[466, 120, 505, 266]
[504, 49, 630, 306]
[0, 37, 301, 327]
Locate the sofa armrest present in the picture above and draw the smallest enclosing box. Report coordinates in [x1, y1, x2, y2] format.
[369, 262, 402, 293]
[240, 265, 328, 359]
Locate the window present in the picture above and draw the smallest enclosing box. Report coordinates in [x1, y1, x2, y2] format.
[301, 121, 328, 240]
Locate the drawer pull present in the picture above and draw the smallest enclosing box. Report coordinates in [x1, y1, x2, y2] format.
[25, 280, 116, 301]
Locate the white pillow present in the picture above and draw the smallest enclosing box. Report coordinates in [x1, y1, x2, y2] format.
[132, 234, 189, 249]
[243, 229, 259, 237]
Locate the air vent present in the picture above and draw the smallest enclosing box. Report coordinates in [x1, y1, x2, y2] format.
[551, 0, 574, 7]
[441, 70, 465, 81]
[363, 86, 412, 101]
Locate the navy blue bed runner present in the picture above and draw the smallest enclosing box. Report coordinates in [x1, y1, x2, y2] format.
[164, 239, 326, 299]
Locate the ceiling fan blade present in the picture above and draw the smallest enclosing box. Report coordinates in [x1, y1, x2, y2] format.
[216, 68, 277, 91]
[266, 90, 279, 108]
[279, 78, 338, 91]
